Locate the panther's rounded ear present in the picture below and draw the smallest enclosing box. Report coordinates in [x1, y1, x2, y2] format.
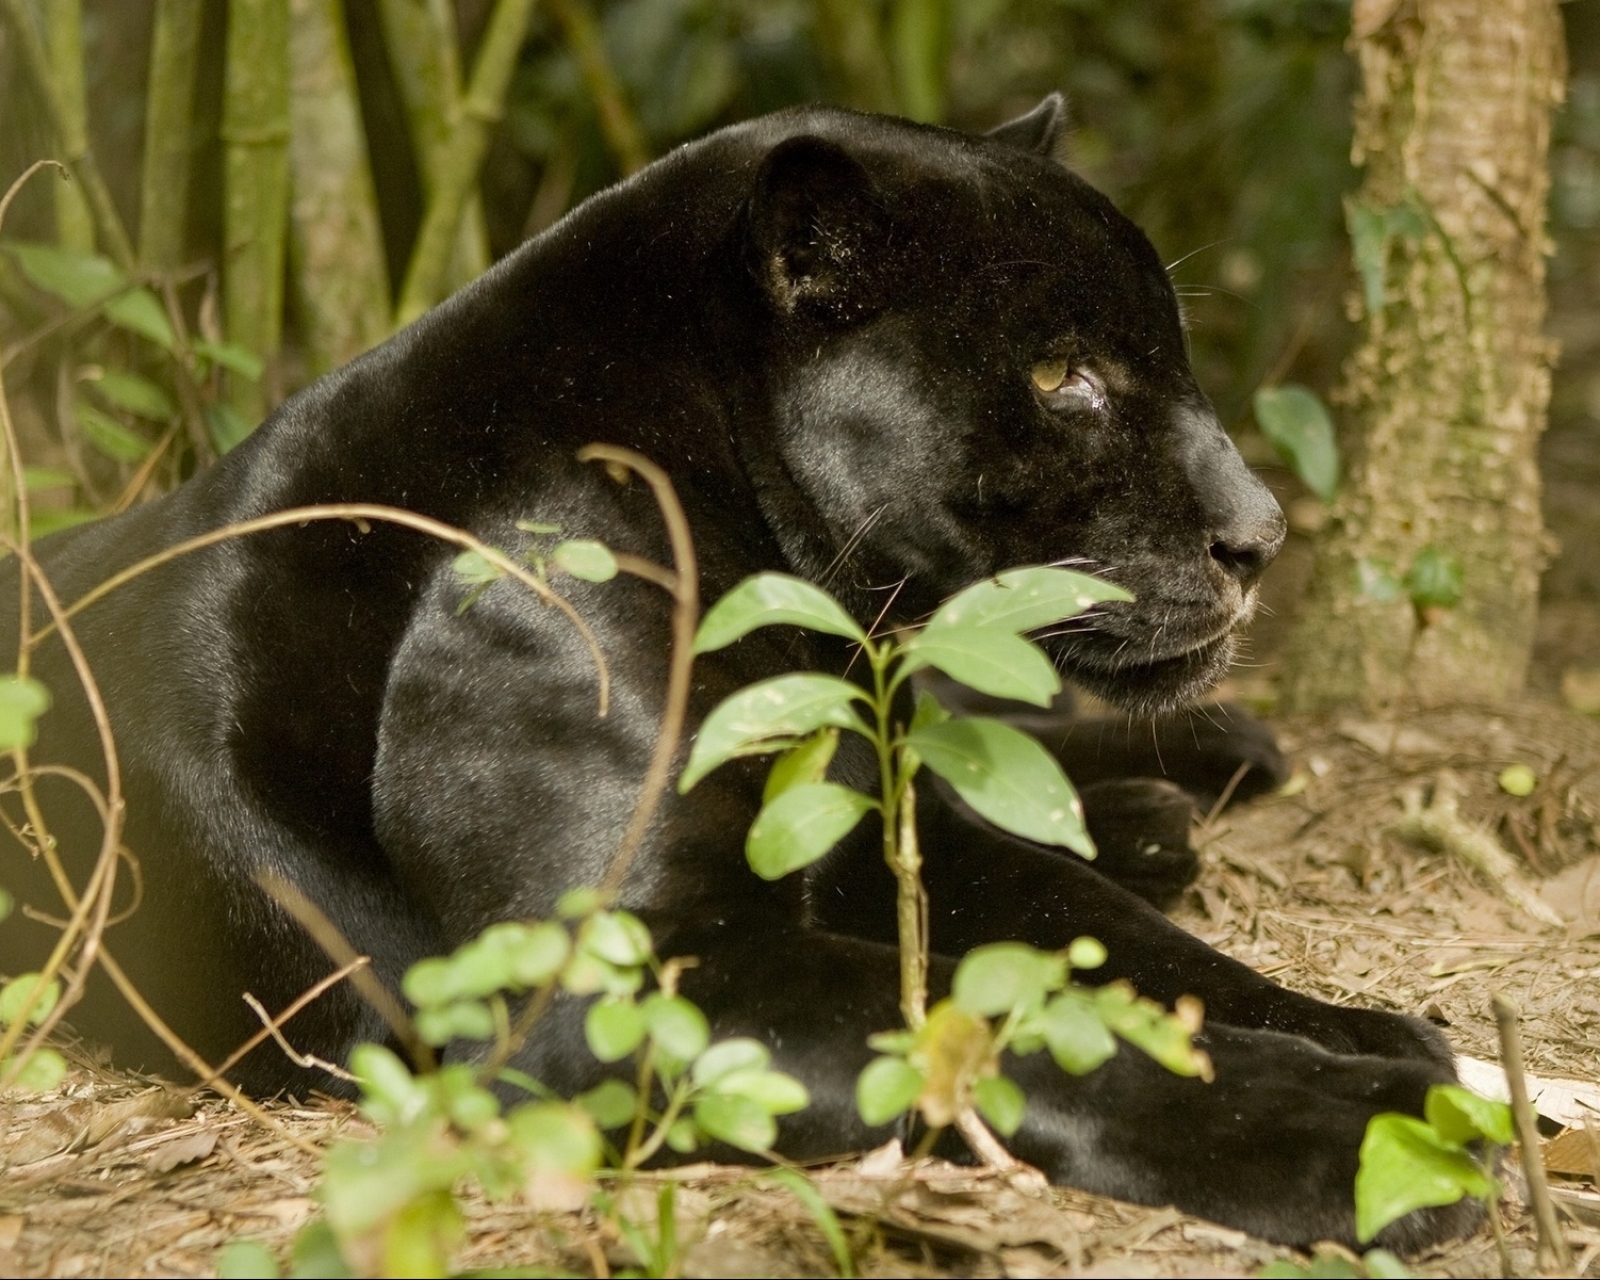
[746, 135, 889, 320]
[987, 93, 1069, 158]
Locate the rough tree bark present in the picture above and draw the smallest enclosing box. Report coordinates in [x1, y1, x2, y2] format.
[1280, 0, 1565, 713]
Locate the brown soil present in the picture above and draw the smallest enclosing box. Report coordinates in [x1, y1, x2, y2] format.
[2, 701, 1598, 1279]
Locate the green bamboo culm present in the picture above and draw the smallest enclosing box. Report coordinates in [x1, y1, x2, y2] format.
[138, 0, 205, 272]
[548, 0, 650, 176]
[222, 0, 291, 425]
[889, 0, 949, 124]
[0, 0, 136, 267]
[815, 0, 899, 115]
[394, 0, 538, 327]
[373, 0, 492, 291]
[44, 0, 94, 250]
[287, 0, 391, 376]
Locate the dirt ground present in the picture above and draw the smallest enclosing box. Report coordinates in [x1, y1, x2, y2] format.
[0, 692, 1598, 1278]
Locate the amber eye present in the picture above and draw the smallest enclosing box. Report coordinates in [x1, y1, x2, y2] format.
[1031, 358, 1071, 393]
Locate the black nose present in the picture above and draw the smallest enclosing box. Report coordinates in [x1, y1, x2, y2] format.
[1209, 507, 1286, 586]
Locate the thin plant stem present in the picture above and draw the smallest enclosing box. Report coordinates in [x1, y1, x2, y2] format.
[1493, 993, 1573, 1272]
[548, 0, 650, 175]
[138, 0, 205, 271]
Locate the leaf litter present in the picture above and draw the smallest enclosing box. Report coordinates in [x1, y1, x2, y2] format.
[1, 701, 1598, 1276]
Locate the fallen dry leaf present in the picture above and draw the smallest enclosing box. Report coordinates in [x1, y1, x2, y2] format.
[143, 1128, 218, 1174]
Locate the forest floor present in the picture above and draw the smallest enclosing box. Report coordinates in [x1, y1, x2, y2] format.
[1, 697, 1598, 1278]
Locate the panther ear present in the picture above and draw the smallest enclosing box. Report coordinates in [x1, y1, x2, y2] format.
[987, 93, 1069, 158]
[747, 135, 888, 320]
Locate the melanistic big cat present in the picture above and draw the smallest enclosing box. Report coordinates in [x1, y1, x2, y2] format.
[0, 99, 1475, 1248]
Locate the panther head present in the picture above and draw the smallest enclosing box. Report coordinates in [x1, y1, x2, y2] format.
[736, 97, 1286, 716]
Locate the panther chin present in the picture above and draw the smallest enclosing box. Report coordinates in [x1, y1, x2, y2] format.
[1052, 624, 1243, 717]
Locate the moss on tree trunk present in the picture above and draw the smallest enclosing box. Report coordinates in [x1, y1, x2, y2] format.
[1281, 0, 1565, 713]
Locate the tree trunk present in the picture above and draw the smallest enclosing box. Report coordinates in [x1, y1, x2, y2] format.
[1280, 0, 1565, 713]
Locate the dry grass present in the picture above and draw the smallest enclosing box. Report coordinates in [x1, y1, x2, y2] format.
[2, 701, 1598, 1278]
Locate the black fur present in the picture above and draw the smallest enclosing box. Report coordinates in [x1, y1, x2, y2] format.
[1, 103, 1473, 1249]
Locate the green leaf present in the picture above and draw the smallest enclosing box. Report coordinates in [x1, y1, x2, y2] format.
[1037, 989, 1117, 1075]
[516, 520, 562, 535]
[680, 674, 870, 793]
[579, 910, 653, 967]
[901, 625, 1062, 707]
[1094, 983, 1209, 1078]
[693, 572, 866, 653]
[74, 400, 151, 463]
[1347, 201, 1391, 317]
[1067, 936, 1107, 971]
[642, 993, 711, 1064]
[1424, 1084, 1514, 1148]
[763, 729, 839, 803]
[1362, 1247, 1414, 1278]
[1355, 559, 1405, 603]
[692, 1038, 770, 1087]
[745, 782, 877, 880]
[23, 465, 76, 491]
[924, 566, 1131, 636]
[503, 921, 571, 986]
[414, 1000, 495, 1046]
[27, 508, 98, 538]
[217, 1238, 282, 1279]
[665, 1118, 699, 1153]
[1497, 764, 1537, 798]
[288, 1219, 353, 1279]
[693, 1092, 777, 1152]
[556, 886, 609, 919]
[382, 1189, 462, 1279]
[561, 949, 644, 998]
[952, 943, 1065, 1017]
[1355, 1111, 1494, 1243]
[765, 1167, 856, 1280]
[585, 997, 646, 1062]
[88, 369, 175, 420]
[0, 886, 11, 921]
[856, 1056, 925, 1126]
[703, 1067, 809, 1115]
[0, 973, 60, 1027]
[104, 288, 176, 350]
[349, 1044, 428, 1127]
[506, 1100, 602, 1174]
[551, 539, 617, 582]
[2, 1047, 66, 1092]
[5, 241, 123, 307]
[205, 402, 254, 455]
[451, 549, 502, 588]
[576, 1078, 637, 1129]
[0, 675, 51, 750]
[1253, 384, 1339, 503]
[972, 1074, 1026, 1137]
[906, 717, 1092, 855]
[193, 339, 265, 381]
[1404, 547, 1462, 612]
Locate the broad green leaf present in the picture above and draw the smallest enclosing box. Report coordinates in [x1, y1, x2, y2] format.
[1404, 547, 1462, 611]
[585, 997, 646, 1062]
[680, 674, 870, 793]
[382, 1189, 462, 1279]
[693, 573, 866, 653]
[1424, 1084, 1514, 1148]
[901, 625, 1061, 707]
[556, 886, 608, 919]
[74, 400, 151, 463]
[906, 717, 1092, 855]
[434, 1066, 500, 1131]
[972, 1074, 1025, 1136]
[856, 1055, 924, 1126]
[451, 549, 501, 587]
[762, 729, 839, 803]
[745, 781, 877, 880]
[289, 1218, 353, 1279]
[551, 539, 617, 582]
[1037, 989, 1116, 1075]
[1094, 982, 1210, 1078]
[952, 943, 1065, 1017]
[104, 288, 176, 350]
[193, 339, 265, 381]
[88, 369, 175, 420]
[692, 1037, 769, 1088]
[205, 402, 254, 455]
[0, 675, 51, 750]
[5, 241, 123, 307]
[1362, 1247, 1415, 1278]
[1355, 1112, 1494, 1243]
[693, 1092, 777, 1152]
[1, 1047, 67, 1093]
[0, 972, 60, 1027]
[703, 1067, 809, 1115]
[217, 1238, 282, 1279]
[641, 993, 710, 1063]
[1254, 384, 1339, 503]
[561, 949, 645, 998]
[1067, 936, 1107, 971]
[576, 1078, 637, 1129]
[349, 1044, 428, 1127]
[414, 1000, 494, 1046]
[578, 911, 653, 967]
[504, 921, 571, 986]
[909, 689, 950, 733]
[924, 566, 1131, 637]
[506, 1100, 602, 1173]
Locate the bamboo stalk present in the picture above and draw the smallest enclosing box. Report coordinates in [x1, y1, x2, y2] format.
[373, 0, 491, 287]
[548, 0, 649, 176]
[138, 0, 205, 272]
[815, 0, 899, 115]
[287, 0, 391, 375]
[888, 0, 948, 124]
[0, 0, 137, 268]
[394, 0, 538, 327]
[44, 0, 94, 249]
[221, 0, 291, 423]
